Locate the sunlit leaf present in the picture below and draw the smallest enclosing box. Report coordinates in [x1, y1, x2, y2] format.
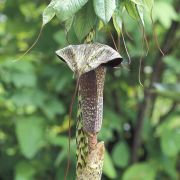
[125, 0, 144, 25]
[113, 9, 122, 36]
[136, 5, 144, 26]
[42, 0, 56, 25]
[125, 0, 139, 20]
[143, 0, 154, 12]
[93, 0, 116, 23]
[54, 0, 88, 22]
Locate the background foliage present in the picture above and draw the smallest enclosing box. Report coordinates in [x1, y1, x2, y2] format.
[0, 0, 180, 179]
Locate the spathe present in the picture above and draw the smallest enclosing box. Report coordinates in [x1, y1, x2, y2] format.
[56, 43, 123, 133]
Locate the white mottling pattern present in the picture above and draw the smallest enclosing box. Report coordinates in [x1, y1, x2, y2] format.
[56, 43, 122, 76]
[79, 66, 106, 133]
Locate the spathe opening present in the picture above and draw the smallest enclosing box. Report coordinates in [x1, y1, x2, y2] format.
[103, 57, 123, 68]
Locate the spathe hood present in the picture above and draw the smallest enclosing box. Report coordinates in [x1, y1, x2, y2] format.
[56, 43, 123, 76]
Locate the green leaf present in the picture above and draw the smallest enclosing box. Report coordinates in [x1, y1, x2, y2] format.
[11, 89, 45, 107]
[12, 72, 37, 88]
[161, 129, 180, 157]
[125, 0, 144, 25]
[93, 0, 116, 23]
[0, 60, 36, 88]
[113, 9, 122, 36]
[112, 142, 130, 168]
[153, 83, 180, 100]
[73, 1, 96, 41]
[103, 151, 117, 179]
[53, 30, 67, 45]
[54, 149, 67, 166]
[130, 0, 143, 6]
[125, 0, 139, 20]
[42, 0, 56, 25]
[123, 163, 156, 180]
[40, 98, 65, 119]
[163, 55, 180, 74]
[153, 1, 178, 28]
[136, 5, 144, 26]
[158, 155, 178, 180]
[15, 117, 46, 159]
[48, 135, 69, 148]
[54, 0, 88, 22]
[142, 0, 154, 12]
[15, 161, 36, 180]
[156, 116, 180, 136]
[65, 17, 74, 32]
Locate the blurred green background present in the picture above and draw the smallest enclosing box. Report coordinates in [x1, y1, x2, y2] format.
[0, 0, 180, 179]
